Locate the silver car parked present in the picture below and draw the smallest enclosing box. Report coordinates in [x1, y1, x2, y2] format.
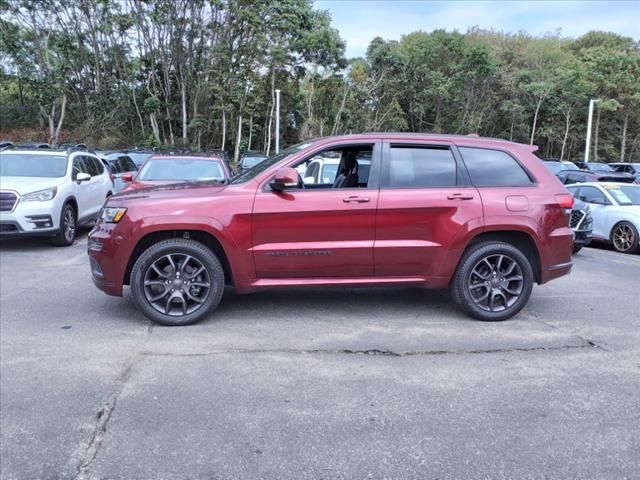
[566, 182, 640, 254]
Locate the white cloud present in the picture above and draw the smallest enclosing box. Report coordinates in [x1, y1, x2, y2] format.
[317, 0, 640, 57]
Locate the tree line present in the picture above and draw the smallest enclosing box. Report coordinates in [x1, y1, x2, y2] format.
[1, 0, 639, 163]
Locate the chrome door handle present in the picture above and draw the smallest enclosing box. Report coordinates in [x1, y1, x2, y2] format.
[343, 196, 370, 203]
[447, 193, 474, 200]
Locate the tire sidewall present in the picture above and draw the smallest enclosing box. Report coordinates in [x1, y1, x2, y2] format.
[610, 221, 640, 254]
[52, 204, 76, 247]
[455, 242, 534, 322]
[130, 239, 225, 326]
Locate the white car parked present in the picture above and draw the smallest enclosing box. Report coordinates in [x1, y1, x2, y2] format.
[566, 182, 640, 254]
[0, 147, 113, 246]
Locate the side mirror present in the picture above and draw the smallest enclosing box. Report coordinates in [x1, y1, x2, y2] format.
[121, 173, 133, 182]
[76, 172, 91, 183]
[270, 168, 300, 192]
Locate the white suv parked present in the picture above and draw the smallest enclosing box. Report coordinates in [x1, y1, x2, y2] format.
[0, 148, 114, 246]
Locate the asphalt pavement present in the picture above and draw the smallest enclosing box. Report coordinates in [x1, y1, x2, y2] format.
[1, 232, 639, 479]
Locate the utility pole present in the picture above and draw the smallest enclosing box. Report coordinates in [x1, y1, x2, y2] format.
[275, 89, 281, 154]
[584, 99, 600, 163]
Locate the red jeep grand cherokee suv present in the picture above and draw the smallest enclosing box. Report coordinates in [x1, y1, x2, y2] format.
[88, 134, 574, 326]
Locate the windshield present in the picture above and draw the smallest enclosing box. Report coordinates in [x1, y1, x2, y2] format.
[138, 158, 225, 182]
[241, 155, 268, 168]
[589, 163, 615, 172]
[0, 153, 68, 178]
[543, 162, 564, 174]
[602, 184, 640, 206]
[230, 141, 319, 184]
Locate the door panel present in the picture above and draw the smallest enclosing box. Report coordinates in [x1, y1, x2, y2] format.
[252, 189, 378, 278]
[375, 188, 481, 276]
[374, 141, 482, 277]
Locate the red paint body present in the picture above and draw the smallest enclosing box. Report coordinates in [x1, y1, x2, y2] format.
[88, 134, 573, 297]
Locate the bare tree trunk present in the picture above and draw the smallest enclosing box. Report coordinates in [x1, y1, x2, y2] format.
[52, 93, 67, 146]
[220, 109, 226, 151]
[265, 69, 275, 155]
[620, 110, 628, 162]
[594, 106, 601, 162]
[560, 108, 571, 161]
[530, 95, 544, 145]
[181, 79, 188, 145]
[331, 85, 349, 136]
[132, 89, 145, 137]
[234, 113, 242, 163]
[247, 115, 253, 151]
[149, 113, 161, 143]
[48, 103, 56, 145]
[166, 104, 175, 145]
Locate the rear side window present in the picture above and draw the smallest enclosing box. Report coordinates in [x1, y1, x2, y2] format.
[85, 156, 104, 176]
[460, 147, 533, 187]
[388, 146, 457, 188]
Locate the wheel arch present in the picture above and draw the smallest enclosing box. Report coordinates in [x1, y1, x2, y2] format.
[62, 195, 79, 216]
[123, 229, 234, 287]
[456, 230, 542, 284]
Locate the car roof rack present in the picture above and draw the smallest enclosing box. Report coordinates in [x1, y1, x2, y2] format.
[1, 142, 52, 151]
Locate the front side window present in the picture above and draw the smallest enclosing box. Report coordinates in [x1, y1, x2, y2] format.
[387, 146, 457, 188]
[460, 147, 533, 187]
[72, 157, 87, 180]
[137, 158, 225, 182]
[295, 146, 373, 188]
[0, 153, 68, 178]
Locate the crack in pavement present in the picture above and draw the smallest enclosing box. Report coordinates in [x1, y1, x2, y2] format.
[138, 341, 600, 358]
[72, 363, 134, 480]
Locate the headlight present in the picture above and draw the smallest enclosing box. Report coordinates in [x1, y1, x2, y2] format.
[101, 207, 127, 223]
[22, 187, 57, 202]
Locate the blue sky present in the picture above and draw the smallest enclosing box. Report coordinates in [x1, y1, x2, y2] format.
[315, 0, 640, 58]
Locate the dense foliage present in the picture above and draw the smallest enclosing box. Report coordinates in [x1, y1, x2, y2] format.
[1, 0, 639, 163]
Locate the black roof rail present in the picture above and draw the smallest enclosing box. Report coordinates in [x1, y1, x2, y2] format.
[2, 142, 51, 150]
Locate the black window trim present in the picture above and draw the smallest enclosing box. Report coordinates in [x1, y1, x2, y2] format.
[380, 141, 471, 190]
[259, 140, 382, 193]
[457, 145, 537, 188]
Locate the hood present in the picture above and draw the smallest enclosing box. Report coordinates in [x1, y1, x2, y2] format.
[112, 180, 227, 202]
[0, 176, 63, 195]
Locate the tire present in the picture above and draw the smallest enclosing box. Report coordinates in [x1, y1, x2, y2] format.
[610, 221, 640, 254]
[130, 239, 225, 326]
[451, 241, 534, 322]
[572, 244, 583, 254]
[51, 203, 77, 247]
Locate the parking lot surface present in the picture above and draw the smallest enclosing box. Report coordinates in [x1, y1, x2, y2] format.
[1, 232, 639, 479]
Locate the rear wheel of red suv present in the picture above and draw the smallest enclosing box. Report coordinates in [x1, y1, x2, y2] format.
[130, 239, 225, 326]
[451, 241, 534, 322]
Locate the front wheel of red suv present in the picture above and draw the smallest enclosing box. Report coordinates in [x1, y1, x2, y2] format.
[451, 241, 534, 322]
[130, 239, 225, 326]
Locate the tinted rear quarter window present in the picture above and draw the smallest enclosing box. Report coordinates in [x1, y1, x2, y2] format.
[460, 147, 533, 187]
[387, 146, 457, 188]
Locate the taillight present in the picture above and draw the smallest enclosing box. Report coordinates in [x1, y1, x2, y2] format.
[554, 193, 574, 215]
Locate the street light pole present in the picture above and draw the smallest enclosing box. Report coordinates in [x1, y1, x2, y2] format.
[584, 98, 600, 163]
[275, 89, 281, 154]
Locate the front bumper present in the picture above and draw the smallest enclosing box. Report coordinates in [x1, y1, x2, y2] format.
[574, 229, 593, 247]
[87, 222, 127, 296]
[0, 203, 59, 237]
